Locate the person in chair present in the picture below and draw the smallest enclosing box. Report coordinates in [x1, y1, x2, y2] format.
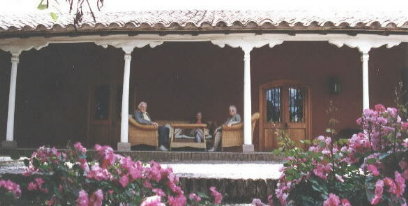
[208, 105, 241, 152]
[135, 101, 169, 151]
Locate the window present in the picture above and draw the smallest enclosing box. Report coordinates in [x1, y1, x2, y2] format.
[288, 87, 304, 123]
[94, 85, 110, 120]
[266, 87, 281, 122]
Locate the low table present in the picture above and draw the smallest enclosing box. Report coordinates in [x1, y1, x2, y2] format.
[169, 123, 207, 150]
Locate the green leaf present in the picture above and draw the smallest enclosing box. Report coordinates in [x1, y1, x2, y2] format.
[37, 0, 48, 10]
[50, 12, 58, 21]
[37, 4, 48, 10]
[23, 158, 30, 167]
[366, 158, 377, 164]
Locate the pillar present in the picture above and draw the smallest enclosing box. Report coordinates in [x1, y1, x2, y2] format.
[242, 46, 254, 152]
[2, 53, 20, 148]
[361, 51, 370, 110]
[117, 51, 132, 151]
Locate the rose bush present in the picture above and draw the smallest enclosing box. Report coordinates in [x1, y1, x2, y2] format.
[0, 143, 223, 205]
[256, 104, 408, 206]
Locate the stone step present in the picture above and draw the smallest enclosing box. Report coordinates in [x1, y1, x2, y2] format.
[1, 148, 284, 162]
[166, 162, 281, 203]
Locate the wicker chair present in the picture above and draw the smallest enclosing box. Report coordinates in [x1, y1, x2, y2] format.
[128, 116, 158, 148]
[220, 112, 260, 150]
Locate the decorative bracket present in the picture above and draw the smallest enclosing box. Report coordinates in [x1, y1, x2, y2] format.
[94, 40, 164, 54]
[0, 37, 49, 56]
[211, 37, 284, 53]
[328, 37, 402, 54]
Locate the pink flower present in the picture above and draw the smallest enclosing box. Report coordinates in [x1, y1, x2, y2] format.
[386, 107, 398, 118]
[27, 178, 47, 193]
[323, 193, 341, 206]
[367, 164, 380, 176]
[89, 189, 103, 206]
[371, 179, 384, 205]
[148, 161, 163, 182]
[76, 190, 89, 206]
[74, 142, 87, 154]
[79, 158, 89, 172]
[87, 165, 112, 181]
[335, 174, 344, 182]
[153, 188, 166, 197]
[27, 182, 37, 191]
[168, 195, 187, 206]
[189, 193, 201, 203]
[94, 144, 117, 168]
[375, 104, 386, 112]
[313, 163, 332, 180]
[143, 180, 153, 189]
[119, 175, 129, 188]
[341, 198, 351, 206]
[141, 195, 165, 206]
[275, 182, 289, 205]
[384, 177, 398, 196]
[0, 179, 21, 198]
[401, 122, 408, 130]
[252, 199, 267, 206]
[209, 186, 223, 204]
[394, 172, 406, 197]
[267, 194, 275, 206]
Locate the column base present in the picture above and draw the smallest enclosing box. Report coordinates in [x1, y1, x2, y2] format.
[117, 142, 131, 151]
[1, 140, 17, 149]
[242, 144, 254, 153]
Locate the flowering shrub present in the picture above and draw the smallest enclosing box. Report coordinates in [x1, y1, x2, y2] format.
[0, 143, 223, 205]
[0, 179, 21, 204]
[258, 104, 408, 205]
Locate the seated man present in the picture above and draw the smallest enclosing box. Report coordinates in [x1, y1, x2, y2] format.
[135, 101, 169, 151]
[208, 105, 241, 152]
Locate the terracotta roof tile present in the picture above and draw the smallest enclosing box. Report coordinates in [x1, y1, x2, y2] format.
[1, 10, 408, 36]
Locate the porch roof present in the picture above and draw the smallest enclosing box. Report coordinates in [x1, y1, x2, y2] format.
[1, 9, 408, 37]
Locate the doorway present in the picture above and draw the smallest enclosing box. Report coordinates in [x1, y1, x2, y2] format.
[259, 80, 311, 151]
[87, 84, 122, 147]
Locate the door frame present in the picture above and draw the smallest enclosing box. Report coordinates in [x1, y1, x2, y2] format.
[86, 83, 122, 147]
[258, 80, 312, 151]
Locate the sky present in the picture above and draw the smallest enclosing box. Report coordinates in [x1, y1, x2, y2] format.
[1, 0, 408, 14]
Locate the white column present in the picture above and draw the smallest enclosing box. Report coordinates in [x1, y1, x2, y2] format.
[118, 51, 132, 150]
[242, 46, 254, 152]
[5, 54, 20, 143]
[361, 51, 370, 110]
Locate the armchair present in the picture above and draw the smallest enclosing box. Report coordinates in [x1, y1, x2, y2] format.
[220, 112, 260, 150]
[128, 116, 158, 148]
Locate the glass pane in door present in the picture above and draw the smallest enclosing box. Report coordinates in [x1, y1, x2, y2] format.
[289, 87, 304, 123]
[94, 85, 110, 120]
[266, 87, 281, 122]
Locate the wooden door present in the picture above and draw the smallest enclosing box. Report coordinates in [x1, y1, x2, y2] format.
[87, 84, 121, 147]
[259, 80, 311, 151]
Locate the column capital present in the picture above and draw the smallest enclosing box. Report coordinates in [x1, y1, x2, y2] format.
[124, 53, 132, 61]
[10, 54, 20, 64]
[241, 45, 253, 57]
[361, 52, 370, 62]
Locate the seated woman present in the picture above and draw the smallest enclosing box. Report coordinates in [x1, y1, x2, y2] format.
[191, 112, 205, 142]
[175, 112, 206, 142]
[208, 105, 241, 152]
[134, 101, 169, 151]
